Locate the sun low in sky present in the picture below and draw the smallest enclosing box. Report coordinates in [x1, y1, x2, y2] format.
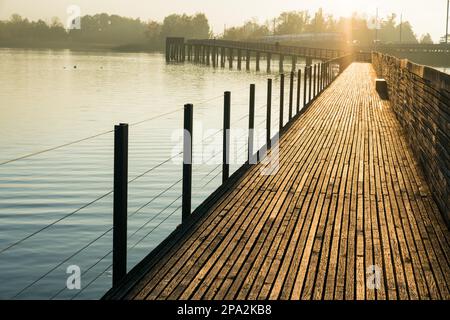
[0, 0, 447, 41]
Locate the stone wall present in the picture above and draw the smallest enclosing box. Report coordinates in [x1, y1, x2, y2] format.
[372, 52, 450, 224]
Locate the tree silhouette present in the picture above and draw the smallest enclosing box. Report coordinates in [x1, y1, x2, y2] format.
[0, 9, 428, 50]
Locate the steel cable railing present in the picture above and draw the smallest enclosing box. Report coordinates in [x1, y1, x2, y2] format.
[20, 82, 284, 297]
[0, 91, 237, 256]
[4, 61, 343, 299]
[69, 202, 183, 300]
[7, 90, 256, 298]
[48, 190, 181, 299]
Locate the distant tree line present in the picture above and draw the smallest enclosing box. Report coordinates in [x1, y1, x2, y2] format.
[0, 13, 210, 50]
[223, 9, 434, 45]
[0, 9, 435, 51]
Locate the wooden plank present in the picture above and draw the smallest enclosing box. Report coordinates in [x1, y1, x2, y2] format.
[262, 91, 348, 300]
[189, 95, 338, 297]
[299, 88, 357, 300]
[232, 90, 344, 300]
[109, 63, 450, 301]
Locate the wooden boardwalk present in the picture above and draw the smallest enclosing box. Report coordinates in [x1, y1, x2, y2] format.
[116, 63, 450, 300]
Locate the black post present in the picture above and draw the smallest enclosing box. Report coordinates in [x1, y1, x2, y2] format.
[313, 64, 317, 98]
[223, 92, 231, 184]
[248, 84, 256, 163]
[256, 52, 260, 72]
[165, 40, 170, 62]
[320, 63, 323, 93]
[308, 66, 312, 104]
[182, 104, 193, 224]
[319, 63, 323, 92]
[289, 71, 294, 121]
[279, 74, 285, 133]
[279, 54, 284, 73]
[321, 63, 325, 90]
[321, 63, 324, 91]
[221, 47, 225, 68]
[329, 63, 331, 85]
[316, 64, 320, 96]
[237, 50, 242, 70]
[296, 69, 302, 114]
[113, 123, 128, 287]
[329, 63, 332, 84]
[267, 79, 272, 150]
[319, 63, 322, 92]
[329, 63, 333, 84]
[303, 66, 308, 108]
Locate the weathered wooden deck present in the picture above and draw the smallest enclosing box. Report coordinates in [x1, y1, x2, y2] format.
[118, 63, 450, 300]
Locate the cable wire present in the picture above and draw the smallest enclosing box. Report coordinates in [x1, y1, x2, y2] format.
[11, 227, 113, 299]
[128, 203, 182, 253]
[50, 248, 112, 300]
[0, 130, 114, 167]
[0, 190, 113, 255]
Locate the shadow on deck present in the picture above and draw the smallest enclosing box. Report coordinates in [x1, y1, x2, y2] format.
[107, 63, 450, 300]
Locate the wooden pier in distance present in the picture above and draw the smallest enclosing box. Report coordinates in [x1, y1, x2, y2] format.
[166, 38, 348, 72]
[106, 62, 450, 300]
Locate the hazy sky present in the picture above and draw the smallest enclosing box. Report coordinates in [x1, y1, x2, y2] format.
[0, 0, 447, 42]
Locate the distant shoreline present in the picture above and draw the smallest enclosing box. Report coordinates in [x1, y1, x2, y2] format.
[0, 41, 162, 53]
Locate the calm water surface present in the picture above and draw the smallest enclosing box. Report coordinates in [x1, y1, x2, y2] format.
[0, 48, 308, 299]
[435, 67, 450, 74]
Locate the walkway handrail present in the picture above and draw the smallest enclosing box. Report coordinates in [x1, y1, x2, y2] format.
[106, 54, 355, 297]
[186, 39, 346, 60]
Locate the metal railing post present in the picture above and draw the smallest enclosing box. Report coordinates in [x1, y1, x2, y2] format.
[296, 69, 302, 114]
[223, 92, 231, 184]
[267, 79, 272, 150]
[303, 66, 308, 108]
[248, 84, 256, 164]
[279, 74, 285, 133]
[182, 104, 193, 224]
[113, 123, 128, 287]
[289, 71, 294, 121]
[313, 64, 317, 98]
[308, 66, 312, 104]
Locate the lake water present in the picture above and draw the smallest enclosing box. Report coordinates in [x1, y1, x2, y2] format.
[435, 67, 450, 74]
[0, 48, 309, 299]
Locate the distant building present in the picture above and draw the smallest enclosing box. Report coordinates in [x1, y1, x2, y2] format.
[440, 35, 450, 44]
[259, 33, 345, 43]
